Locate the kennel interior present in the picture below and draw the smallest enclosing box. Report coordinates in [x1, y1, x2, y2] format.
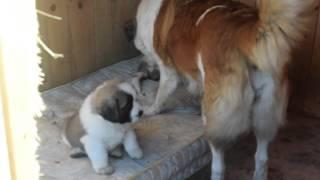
[1, 0, 320, 179]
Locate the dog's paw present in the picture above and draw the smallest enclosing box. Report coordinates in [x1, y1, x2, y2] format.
[129, 148, 143, 159]
[143, 106, 159, 116]
[95, 166, 114, 175]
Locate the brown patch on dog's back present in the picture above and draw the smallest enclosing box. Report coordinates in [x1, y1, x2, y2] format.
[154, 0, 259, 79]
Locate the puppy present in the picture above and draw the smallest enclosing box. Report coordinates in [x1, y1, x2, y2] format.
[62, 78, 144, 175]
[135, 0, 313, 179]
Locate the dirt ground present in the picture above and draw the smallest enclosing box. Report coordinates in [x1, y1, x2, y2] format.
[190, 96, 320, 180]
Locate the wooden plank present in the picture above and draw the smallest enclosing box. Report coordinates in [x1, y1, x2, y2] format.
[38, 0, 74, 90]
[46, 0, 74, 87]
[238, 0, 256, 7]
[36, 0, 52, 90]
[37, 0, 141, 90]
[67, 0, 96, 77]
[111, 0, 136, 61]
[124, 0, 141, 57]
[311, 3, 320, 80]
[94, 0, 114, 68]
[94, 0, 140, 69]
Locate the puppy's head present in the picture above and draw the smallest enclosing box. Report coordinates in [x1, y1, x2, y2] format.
[97, 82, 143, 124]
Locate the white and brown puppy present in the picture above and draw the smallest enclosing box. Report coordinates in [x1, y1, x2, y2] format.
[62, 78, 144, 175]
[135, 0, 313, 179]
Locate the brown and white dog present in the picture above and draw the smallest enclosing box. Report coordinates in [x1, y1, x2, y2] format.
[135, 0, 313, 179]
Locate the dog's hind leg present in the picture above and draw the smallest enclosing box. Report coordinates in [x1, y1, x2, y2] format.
[204, 75, 254, 180]
[253, 138, 269, 180]
[251, 71, 288, 180]
[208, 142, 225, 180]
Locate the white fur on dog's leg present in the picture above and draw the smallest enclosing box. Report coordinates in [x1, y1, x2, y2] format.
[209, 143, 224, 180]
[123, 130, 143, 159]
[144, 66, 178, 115]
[253, 139, 269, 180]
[80, 135, 114, 175]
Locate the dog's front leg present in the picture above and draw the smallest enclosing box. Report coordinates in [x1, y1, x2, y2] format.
[80, 135, 114, 175]
[123, 130, 143, 159]
[144, 65, 178, 115]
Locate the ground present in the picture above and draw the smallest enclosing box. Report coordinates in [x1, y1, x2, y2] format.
[189, 111, 320, 180]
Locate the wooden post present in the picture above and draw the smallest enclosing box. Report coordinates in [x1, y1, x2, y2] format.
[311, 2, 320, 81]
[0, 0, 43, 179]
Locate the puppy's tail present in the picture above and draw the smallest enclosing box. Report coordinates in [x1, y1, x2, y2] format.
[252, 0, 314, 75]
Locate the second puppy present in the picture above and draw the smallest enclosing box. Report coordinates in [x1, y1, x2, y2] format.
[62, 78, 144, 175]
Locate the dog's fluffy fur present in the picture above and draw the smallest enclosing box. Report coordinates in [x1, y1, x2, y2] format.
[135, 0, 313, 179]
[62, 79, 144, 175]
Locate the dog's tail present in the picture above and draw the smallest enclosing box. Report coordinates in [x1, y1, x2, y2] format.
[252, 0, 314, 75]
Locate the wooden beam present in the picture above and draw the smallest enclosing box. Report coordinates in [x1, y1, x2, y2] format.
[311, 2, 320, 80]
[0, 0, 43, 179]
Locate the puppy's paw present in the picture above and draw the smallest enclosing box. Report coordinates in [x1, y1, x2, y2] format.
[95, 166, 114, 175]
[70, 147, 87, 158]
[128, 148, 143, 159]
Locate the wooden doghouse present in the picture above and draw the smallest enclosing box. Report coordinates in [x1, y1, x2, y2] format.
[1, 0, 320, 180]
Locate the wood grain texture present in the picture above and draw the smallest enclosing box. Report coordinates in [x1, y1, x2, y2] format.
[38, 0, 140, 90]
[67, 0, 96, 77]
[37, 0, 74, 89]
[94, 0, 114, 68]
[238, 0, 256, 7]
[37, 0, 51, 90]
[290, 1, 319, 87]
[311, 2, 320, 80]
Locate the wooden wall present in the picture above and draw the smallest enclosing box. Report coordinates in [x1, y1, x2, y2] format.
[37, 0, 140, 90]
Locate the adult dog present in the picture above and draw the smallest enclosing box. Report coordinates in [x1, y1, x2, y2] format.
[134, 0, 312, 179]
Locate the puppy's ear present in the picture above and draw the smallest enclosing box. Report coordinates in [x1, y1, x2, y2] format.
[117, 90, 133, 109]
[116, 91, 133, 124]
[99, 102, 120, 123]
[99, 91, 133, 124]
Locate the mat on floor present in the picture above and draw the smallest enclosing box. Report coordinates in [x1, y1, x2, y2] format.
[38, 56, 210, 180]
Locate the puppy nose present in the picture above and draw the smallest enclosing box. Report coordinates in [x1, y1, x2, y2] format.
[138, 110, 143, 117]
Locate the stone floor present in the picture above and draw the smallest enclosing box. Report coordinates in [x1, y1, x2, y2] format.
[37, 56, 320, 180]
